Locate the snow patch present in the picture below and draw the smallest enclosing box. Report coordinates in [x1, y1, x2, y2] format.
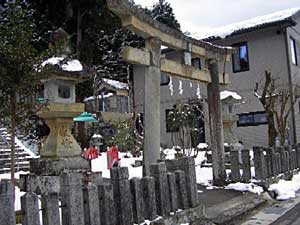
[197, 143, 208, 149]
[84, 93, 114, 102]
[269, 173, 300, 200]
[220, 91, 242, 100]
[102, 78, 128, 90]
[42, 57, 83, 72]
[226, 182, 264, 195]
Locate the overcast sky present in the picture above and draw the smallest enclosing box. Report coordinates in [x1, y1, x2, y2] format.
[135, 0, 300, 36]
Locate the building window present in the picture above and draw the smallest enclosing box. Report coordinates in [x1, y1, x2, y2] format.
[232, 42, 249, 73]
[290, 37, 298, 65]
[192, 58, 201, 70]
[237, 111, 268, 127]
[160, 74, 170, 86]
[166, 109, 180, 132]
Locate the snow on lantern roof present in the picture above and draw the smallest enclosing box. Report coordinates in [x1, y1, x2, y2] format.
[200, 7, 300, 39]
[42, 57, 83, 72]
[220, 91, 242, 100]
[102, 78, 129, 90]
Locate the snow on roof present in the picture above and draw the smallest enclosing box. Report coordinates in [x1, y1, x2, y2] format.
[200, 7, 300, 39]
[102, 78, 129, 90]
[42, 57, 83, 72]
[220, 91, 242, 100]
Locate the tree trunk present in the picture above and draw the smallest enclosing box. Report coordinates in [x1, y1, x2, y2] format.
[280, 132, 286, 146]
[267, 111, 277, 147]
[76, 7, 83, 57]
[10, 92, 16, 185]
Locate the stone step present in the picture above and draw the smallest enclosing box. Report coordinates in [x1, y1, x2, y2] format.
[0, 154, 31, 159]
[0, 167, 30, 174]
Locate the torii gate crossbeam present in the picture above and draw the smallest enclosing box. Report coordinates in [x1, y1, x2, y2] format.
[106, 0, 233, 185]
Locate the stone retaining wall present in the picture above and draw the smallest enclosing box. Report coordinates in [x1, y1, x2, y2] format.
[229, 144, 300, 185]
[0, 157, 198, 225]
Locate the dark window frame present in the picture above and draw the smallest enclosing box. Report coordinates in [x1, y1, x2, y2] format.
[232, 42, 250, 73]
[237, 111, 268, 127]
[290, 37, 298, 66]
[160, 74, 170, 86]
[58, 85, 71, 99]
[192, 57, 201, 70]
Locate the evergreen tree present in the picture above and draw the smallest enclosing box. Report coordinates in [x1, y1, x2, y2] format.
[0, 0, 49, 181]
[147, 0, 181, 31]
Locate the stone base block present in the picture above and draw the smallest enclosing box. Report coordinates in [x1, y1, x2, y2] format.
[30, 157, 90, 175]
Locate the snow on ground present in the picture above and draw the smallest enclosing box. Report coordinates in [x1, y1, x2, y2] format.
[269, 173, 300, 200]
[15, 138, 37, 158]
[226, 182, 264, 195]
[91, 147, 210, 184]
[5, 146, 300, 213]
[0, 171, 28, 211]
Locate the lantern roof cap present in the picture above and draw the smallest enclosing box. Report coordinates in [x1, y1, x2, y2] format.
[41, 56, 94, 82]
[73, 112, 97, 122]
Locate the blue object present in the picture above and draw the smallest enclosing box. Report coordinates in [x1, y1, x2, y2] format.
[73, 112, 97, 122]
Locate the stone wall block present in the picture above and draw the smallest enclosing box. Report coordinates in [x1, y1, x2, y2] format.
[277, 147, 285, 173]
[60, 172, 85, 225]
[0, 180, 15, 225]
[265, 154, 272, 178]
[41, 194, 60, 225]
[285, 151, 290, 172]
[130, 177, 144, 224]
[275, 153, 281, 176]
[21, 192, 40, 225]
[98, 183, 116, 225]
[253, 146, 266, 180]
[296, 146, 300, 169]
[241, 149, 251, 182]
[141, 176, 157, 220]
[150, 163, 171, 216]
[165, 157, 198, 207]
[175, 170, 189, 210]
[230, 150, 240, 182]
[83, 183, 101, 225]
[111, 167, 133, 225]
[167, 172, 178, 212]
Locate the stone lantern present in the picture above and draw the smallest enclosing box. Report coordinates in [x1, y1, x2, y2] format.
[32, 28, 91, 174]
[220, 91, 243, 145]
[38, 68, 86, 158]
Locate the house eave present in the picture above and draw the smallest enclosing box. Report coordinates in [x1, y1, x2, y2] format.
[203, 19, 296, 42]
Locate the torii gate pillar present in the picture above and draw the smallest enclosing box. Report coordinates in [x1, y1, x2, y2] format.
[207, 59, 226, 186]
[143, 37, 161, 176]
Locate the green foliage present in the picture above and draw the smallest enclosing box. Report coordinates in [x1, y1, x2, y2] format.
[146, 0, 181, 31]
[0, 0, 49, 128]
[166, 103, 204, 154]
[106, 119, 135, 153]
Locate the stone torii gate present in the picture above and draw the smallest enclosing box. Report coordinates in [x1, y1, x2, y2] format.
[107, 0, 233, 185]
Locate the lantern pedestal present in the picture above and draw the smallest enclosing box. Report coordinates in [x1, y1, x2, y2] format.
[33, 103, 90, 175]
[38, 103, 84, 158]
